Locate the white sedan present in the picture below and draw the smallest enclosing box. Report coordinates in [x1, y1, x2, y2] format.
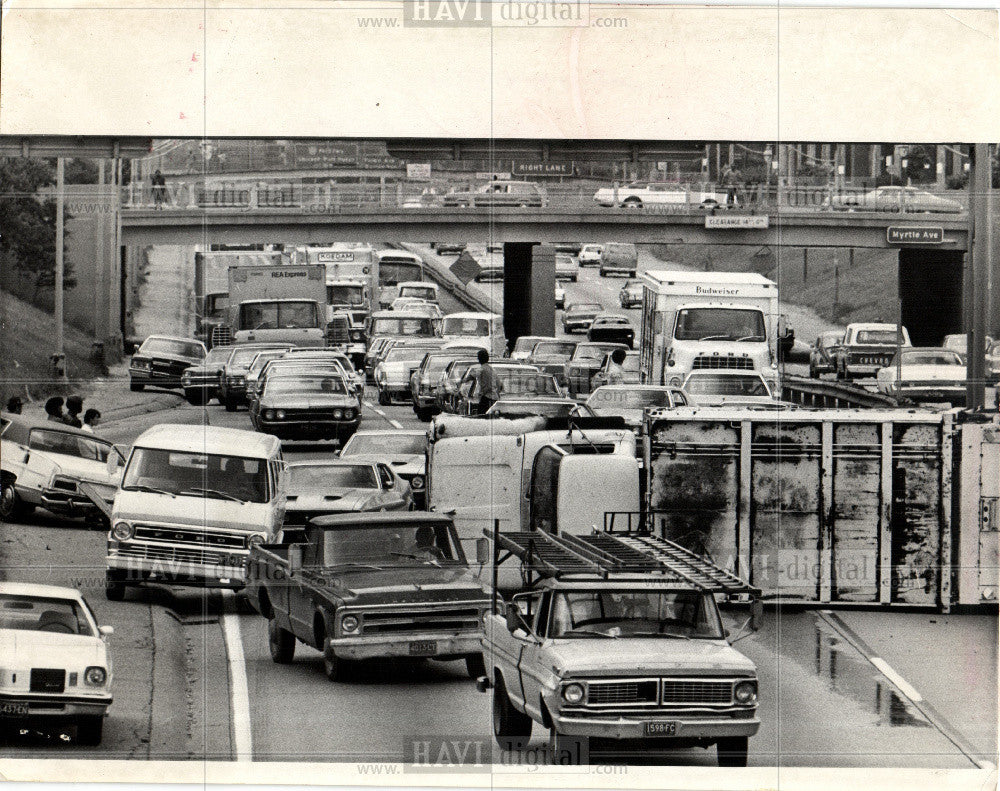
[875, 348, 967, 404]
[681, 371, 778, 406]
[0, 582, 114, 744]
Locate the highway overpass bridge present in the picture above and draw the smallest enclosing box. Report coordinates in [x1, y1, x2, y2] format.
[120, 204, 971, 346]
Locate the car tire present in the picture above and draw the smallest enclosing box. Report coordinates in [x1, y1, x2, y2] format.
[415, 407, 433, 422]
[465, 653, 486, 679]
[76, 715, 104, 746]
[185, 389, 206, 406]
[224, 396, 238, 412]
[268, 619, 296, 664]
[622, 197, 642, 208]
[717, 736, 749, 767]
[377, 388, 391, 406]
[129, 381, 144, 392]
[492, 676, 532, 750]
[0, 478, 19, 522]
[105, 570, 127, 602]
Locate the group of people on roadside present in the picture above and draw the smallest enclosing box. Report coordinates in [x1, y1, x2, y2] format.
[30, 395, 103, 432]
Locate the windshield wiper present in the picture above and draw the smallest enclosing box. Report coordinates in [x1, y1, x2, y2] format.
[325, 562, 384, 572]
[183, 487, 247, 504]
[629, 631, 692, 640]
[124, 484, 175, 498]
[735, 335, 766, 342]
[697, 334, 730, 341]
[389, 551, 441, 567]
[560, 629, 618, 639]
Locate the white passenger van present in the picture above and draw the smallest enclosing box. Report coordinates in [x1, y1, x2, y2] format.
[104, 425, 286, 600]
[440, 312, 506, 359]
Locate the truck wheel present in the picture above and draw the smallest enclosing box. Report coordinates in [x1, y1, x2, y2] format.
[267, 619, 296, 664]
[224, 396, 238, 412]
[716, 736, 748, 767]
[185, 389, 206, 406]
[465, 653, 486, 678]
[492, 676, 532, 749]
[129, 381, 144, 392]
[322, 635, 349, 681]
[76, 715, 104, 746]
[105, 570, 127, 602]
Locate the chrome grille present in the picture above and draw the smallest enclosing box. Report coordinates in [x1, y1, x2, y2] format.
[662, 680, 733, 704]
[133, 525, 246, 549]
[587, 680, 658, 706]
[211, 326, 234, 347]
[692, 355, 754, 370]
[359, 606, 482, 635]
[117, 542, 235, 566]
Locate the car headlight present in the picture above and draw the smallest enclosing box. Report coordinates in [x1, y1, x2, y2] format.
[181, 372, 192, 384]
[112, 521, 134, 541]
[275, 409, 286, 420]
[341, 614, 360, 633]
[84, 666, 107, 686]
[561, 682, 585, 704]
[351, 331, 362, 341]
[410, 475, 424, 490]
[247, 533, 265, 548]
[228, 375, 245, 385]
[734, 680, 757, 704]
[668, 376, 682, 387]
[333, 408, 344, 419]
[132, 358, 151, 370]
[343, 408, 355, 420]
[264, 409, 275, 420]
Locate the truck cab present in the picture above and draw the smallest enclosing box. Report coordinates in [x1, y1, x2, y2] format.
[105, 424, 286, 600]
[639, 270, 788, 394]
[481, 528, 762, 766]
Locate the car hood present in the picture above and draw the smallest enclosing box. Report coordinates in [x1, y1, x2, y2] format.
[0, 629, 107, 666]
[38, 454, 119, 487]
[113, 490, 268, 530]
[286, 489, 379, 510]
[315, 565, 488, 604]
[546, 637, 756, 676]
[260, 394, 355, 408]
[893, 364, 966, 380]
[184, 363, 223, 376]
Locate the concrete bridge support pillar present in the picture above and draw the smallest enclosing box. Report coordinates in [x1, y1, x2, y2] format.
[502, 242, 554, 352]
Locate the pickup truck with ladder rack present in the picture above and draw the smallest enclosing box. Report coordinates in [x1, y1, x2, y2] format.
[478, 518, 762, 766]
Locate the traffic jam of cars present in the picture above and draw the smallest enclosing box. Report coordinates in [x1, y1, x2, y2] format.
[2, 238, 996, 770]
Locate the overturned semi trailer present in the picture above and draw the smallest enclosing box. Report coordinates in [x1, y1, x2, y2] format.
[640, 408, 999, 611]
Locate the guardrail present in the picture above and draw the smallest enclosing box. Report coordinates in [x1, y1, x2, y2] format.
[781, 375, 900, 409]
[121, 181, 968, 216]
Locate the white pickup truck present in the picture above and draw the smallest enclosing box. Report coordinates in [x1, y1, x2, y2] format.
[479, 527, 762, 766]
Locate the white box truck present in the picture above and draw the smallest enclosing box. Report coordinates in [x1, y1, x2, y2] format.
[291, 244, 379, 318]
[194, 249, 286, 346]
[212, 264, 327, 347]
[638, 270, 789, 392]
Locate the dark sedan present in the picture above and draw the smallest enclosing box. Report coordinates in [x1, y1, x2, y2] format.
[179, 344, 233, 405]
[254, 373, 361, 442]
[563, 341, 629, 398]
[129, 335, 206, 392]
[587, 313, 635, 348]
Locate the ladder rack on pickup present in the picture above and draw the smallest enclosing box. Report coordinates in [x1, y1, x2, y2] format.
[491, 529, 760, 596]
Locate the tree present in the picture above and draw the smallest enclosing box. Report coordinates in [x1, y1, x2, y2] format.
[0, 158, 76, 304]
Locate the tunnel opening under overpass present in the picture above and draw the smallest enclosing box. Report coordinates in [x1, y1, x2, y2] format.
[898, 248, 965, 347]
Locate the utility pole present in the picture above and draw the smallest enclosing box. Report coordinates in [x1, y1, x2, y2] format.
[53, 157, 67, 381]
[966, 144, 989, 410]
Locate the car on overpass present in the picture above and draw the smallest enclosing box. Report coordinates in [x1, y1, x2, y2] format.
[593, 181, 725, 209]
[830, 185, 964, 213]
[442, 180, 546, 208]
[875, 347, 967, 404]
[0, 581, 115, 745]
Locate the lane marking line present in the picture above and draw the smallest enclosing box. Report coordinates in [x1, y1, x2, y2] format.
[362, 399, 403, 429]
[819, 610, 993, 770]
[221, 591, 253, 762]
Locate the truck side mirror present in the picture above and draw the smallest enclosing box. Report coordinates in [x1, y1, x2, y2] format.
[750, 599, 763, 631]
[505, 602, 526, 634]
[106, 452, 121, 477]
[475, 537, 489, 565]
[288, 543, 303, 574]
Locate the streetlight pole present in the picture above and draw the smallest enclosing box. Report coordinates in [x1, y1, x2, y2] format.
[53, 156, 67, 382]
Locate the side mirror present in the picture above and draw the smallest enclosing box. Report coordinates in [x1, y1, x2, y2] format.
[475, 537, 489, 565]
[106, 453, 121, 477]
[98, 625, 114, 637]
[750, 599, 764, 631]
[505, 602, 526, 634]
[288, 543, 303, 574]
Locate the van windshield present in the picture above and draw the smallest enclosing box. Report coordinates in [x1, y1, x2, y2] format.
[122, 448, 269, 503]
[327, 285, 364, 305]
[674, 308, 766, 342]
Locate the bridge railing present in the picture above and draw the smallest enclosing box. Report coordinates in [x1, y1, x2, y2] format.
[119, 179, 968, 215]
